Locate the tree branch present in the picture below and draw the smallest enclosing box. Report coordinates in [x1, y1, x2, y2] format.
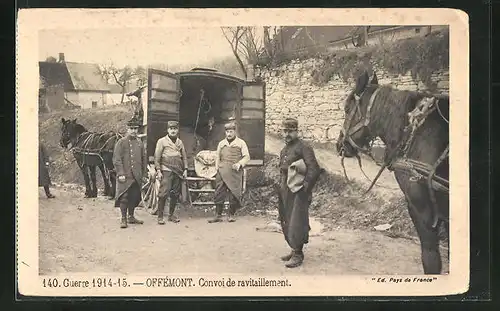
[111, 71, 124, 87]
[304, 27, 317, 46]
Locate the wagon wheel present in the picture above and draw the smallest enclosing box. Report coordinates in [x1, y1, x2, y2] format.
[141, 164, 160, 215]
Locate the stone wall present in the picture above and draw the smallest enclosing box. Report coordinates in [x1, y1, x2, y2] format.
[256, 58, 449, 144]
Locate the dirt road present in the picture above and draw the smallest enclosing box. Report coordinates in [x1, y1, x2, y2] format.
[39, 186, 448, 275]
[39, 136, 449, 275]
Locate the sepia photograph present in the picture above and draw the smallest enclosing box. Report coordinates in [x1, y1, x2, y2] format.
[17, 8, 469, 297]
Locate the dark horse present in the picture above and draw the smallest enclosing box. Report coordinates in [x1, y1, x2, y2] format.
[60, 118, 122, 199]
[336, 70, 449, 274]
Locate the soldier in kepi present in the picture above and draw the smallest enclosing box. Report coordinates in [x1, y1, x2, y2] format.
[113, 119, 147, 228]
[278, 118, 323, 268]
[208, 121, 250, 223]
[154, 121, 188, 224]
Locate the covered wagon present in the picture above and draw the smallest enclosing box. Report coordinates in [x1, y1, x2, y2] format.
[127, 67, 266, 213]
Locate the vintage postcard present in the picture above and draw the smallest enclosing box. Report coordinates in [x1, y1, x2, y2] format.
[16, 8, 469, 297]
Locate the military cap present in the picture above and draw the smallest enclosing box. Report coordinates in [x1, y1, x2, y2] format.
[126, 118, 141, 128]
[281, 118, 298, 130]
[167, 121, 179, 128]
[224, 121, 237, 130]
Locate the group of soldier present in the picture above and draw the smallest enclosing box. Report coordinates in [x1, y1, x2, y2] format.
[111, 119, 251, 228]
[111, 116, 323, 268]
[41, 116, 322, 269]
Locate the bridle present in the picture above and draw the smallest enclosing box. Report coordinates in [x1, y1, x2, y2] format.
[339, 85, 381, 156]
[339, 84, 449, 200]
[337, 84, 400, 194]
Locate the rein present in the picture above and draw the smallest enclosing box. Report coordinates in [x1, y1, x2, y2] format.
[339, 86, 385, 189]
[64, 130, 123, 183]
[340, 86, 449, 228]
[71, 131, 122, 155]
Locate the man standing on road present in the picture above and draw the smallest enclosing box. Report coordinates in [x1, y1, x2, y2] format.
[278, 117, 323, 268]
[208, 121, 250, 223]
[39, 142, 55, 199]
[154, 120, 188, 224]
[113, 119, 147, 229]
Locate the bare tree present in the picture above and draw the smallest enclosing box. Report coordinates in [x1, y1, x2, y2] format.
[134, 66, 147, 86]
[221, 27, 250, 79]
[262, 26, 284, 64]
[263, 26, 273, 57]
[221, 26, 266, 79]
[303, 27, 318, 46]
[351, 26, 370, 47]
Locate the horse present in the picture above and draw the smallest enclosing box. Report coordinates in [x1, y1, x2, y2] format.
[60, 118, 122, 199]
[336, 70, 449, 274]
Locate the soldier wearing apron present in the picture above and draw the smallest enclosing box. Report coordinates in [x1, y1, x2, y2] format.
[208, 121, 250, 223]
[154, 121, 188, 224]
[113, 119, 147, 228]
[278, 118, 323, 268]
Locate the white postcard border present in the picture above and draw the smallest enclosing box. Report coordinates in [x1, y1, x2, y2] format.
[16, 8, 470, 297]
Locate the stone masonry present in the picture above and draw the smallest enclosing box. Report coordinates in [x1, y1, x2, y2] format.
[256, 58, 449, 146]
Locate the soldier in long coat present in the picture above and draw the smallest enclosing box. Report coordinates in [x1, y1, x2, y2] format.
[154, 120, 188, 224]
[278, 118, 323, 268]
[39, 142, 55, 198]
[208, 121, 250, 223]
[113, 119, 147, 228]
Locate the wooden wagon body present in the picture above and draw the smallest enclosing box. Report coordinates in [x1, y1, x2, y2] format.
[129, 68, 266, 212]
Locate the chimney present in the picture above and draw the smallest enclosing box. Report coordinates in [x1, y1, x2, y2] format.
[58, 53, 65, 63]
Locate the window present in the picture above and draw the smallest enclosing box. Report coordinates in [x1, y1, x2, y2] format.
[415, 28, 421, 33]
[92, 101, 97, 108]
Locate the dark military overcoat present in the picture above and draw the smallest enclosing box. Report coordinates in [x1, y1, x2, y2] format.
[278, 138, 322, 250]
[112, 135, 146, 207]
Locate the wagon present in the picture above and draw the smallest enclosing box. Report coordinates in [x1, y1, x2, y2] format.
[127, 67, 266, 214]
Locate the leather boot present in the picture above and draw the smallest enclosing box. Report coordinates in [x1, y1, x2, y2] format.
[285, 249, 304, 268]
[168, 197, 180, 223]
[44, 186, 55, 198]
[208, 204, 224, 223]
[119, 204, 128, 228]
[227, 203, 237, 222]
[157, 196, 166, 225]
[127, 205, 144, 224]
[280, 251, 294, 262]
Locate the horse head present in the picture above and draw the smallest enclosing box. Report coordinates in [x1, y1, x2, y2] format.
[336, 70, 379, 158]
[60, 117, 86, 149]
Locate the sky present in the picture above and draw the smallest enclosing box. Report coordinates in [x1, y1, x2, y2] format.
[38, 27, 259, 68]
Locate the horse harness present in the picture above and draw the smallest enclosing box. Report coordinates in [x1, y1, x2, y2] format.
[339, 86, 383, 182]
[340, 86, 450, 228]
[340, 86, 382, 155]
[68, 131, 123, 183]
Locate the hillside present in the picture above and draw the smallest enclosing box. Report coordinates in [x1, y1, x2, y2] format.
[39, 105, 132, 186]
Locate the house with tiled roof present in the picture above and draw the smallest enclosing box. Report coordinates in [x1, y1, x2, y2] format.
[39, 53, 111, 110]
